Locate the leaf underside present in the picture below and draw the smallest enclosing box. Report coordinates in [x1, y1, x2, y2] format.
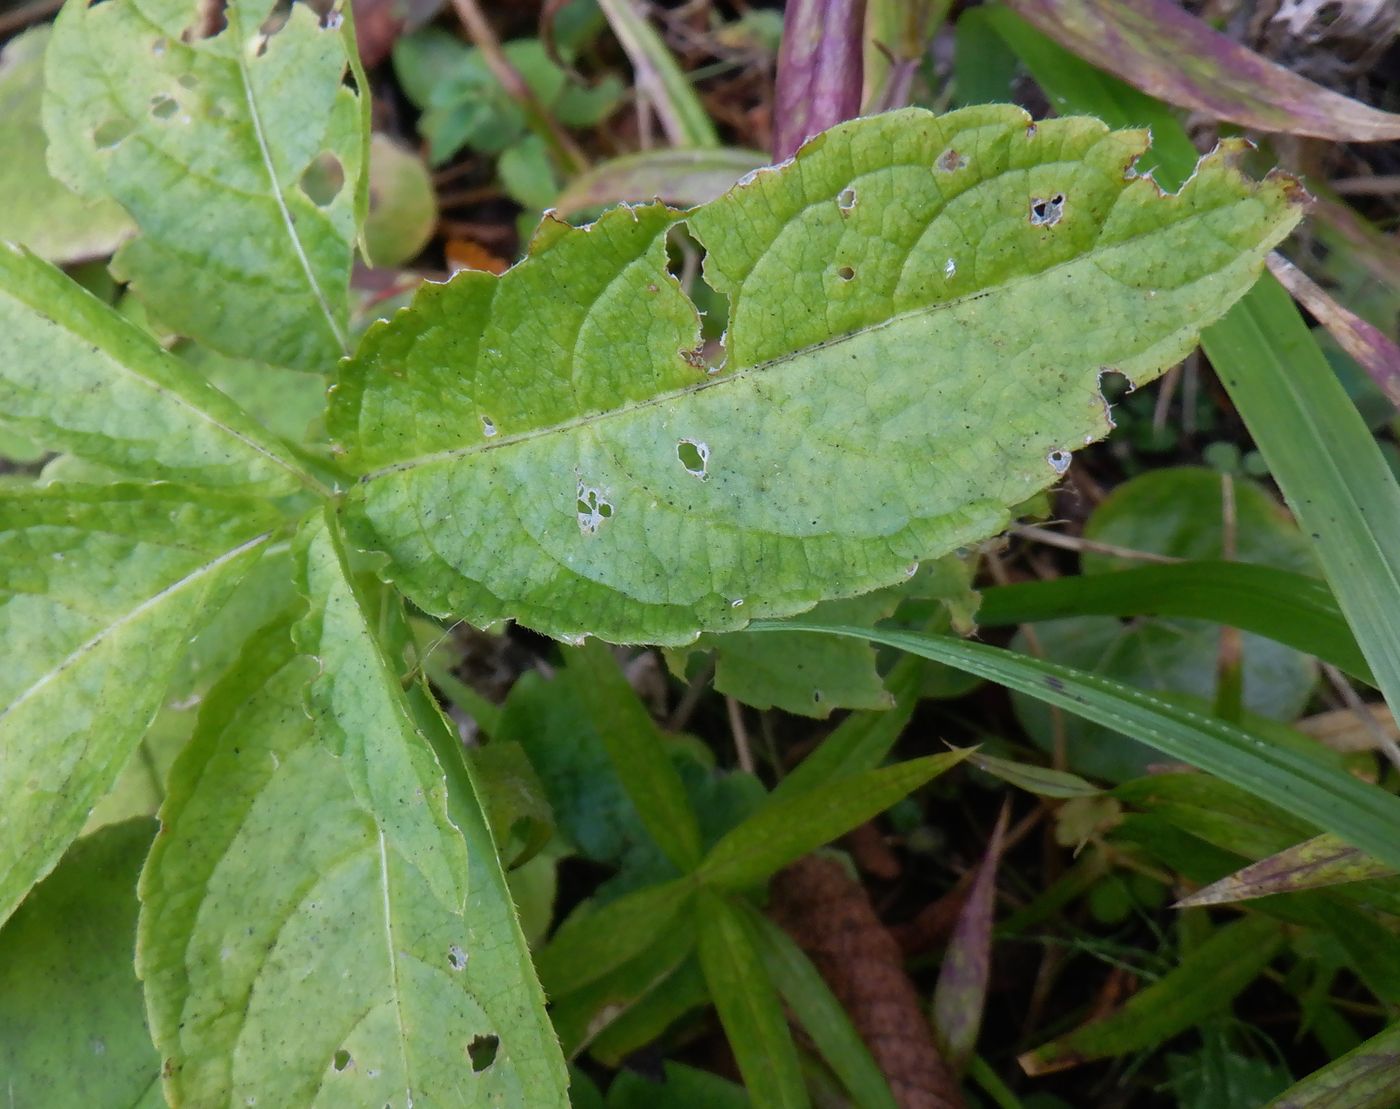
[332, 105, 1302, 645]
[42, 0, 365, 369]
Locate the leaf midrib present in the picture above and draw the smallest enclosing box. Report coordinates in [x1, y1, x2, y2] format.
[355, 198, 1267, 485]
[227, 5, 347, 356]
[0, 529, 271, 726]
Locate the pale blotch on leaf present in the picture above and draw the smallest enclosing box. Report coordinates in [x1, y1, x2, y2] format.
[1030, 193, 1066, 227]
[944, 258, 956, 278]
[480, 415, 497, 438]
[936, 148, 967, 173]
[1047, 449, 1072, 474]
[677, 438, 709, 479]
[576, 483, 613, 534]
[448, 944, 467, 971]
[837, 187, 856, 213]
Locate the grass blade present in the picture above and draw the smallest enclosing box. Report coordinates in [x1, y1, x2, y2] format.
[976, 562, 1371, 685]
[749, 908, 899, 1109]
[1019, 915, 1284, 1074]
[696, 891, 809, 1108]
[754, 623, 1400, 872]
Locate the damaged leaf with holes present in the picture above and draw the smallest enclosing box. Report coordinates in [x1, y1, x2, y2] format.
[332, 105, 1304, 645]
[42, 0, 368, 370]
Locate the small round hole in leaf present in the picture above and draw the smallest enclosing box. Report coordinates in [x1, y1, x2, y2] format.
[300, 152, 346, 208]
[467, 1034, 499, 1072]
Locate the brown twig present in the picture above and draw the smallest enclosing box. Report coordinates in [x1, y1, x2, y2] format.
[0, 0, 63, 38]
[1011, 523, 1181, 565]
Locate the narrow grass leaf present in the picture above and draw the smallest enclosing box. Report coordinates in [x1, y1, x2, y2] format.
[1004, 0, 1400, 140]
[535, 879, 694, 999]
[976, 562, 1372, 686]
[750, 908, 899, 1109]
[769, 655, 924, 803]
[596, 0, 718, 148]
[696, 891, 809, 1109]
[757, 624, 1400, 873]
[1020, 915, 1284, 1074]
[698, 750, 970, 891]
[966, 751, 1100, 798]
[1265, 1021, 1400, 1108]
[564, 640, 704, 871]
[1177, 834, 1396, 908]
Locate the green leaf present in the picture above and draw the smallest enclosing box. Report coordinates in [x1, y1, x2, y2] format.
[0, 26, 132, 263]
[564, 641, 704, 871]
[467, 740, 555, 866]
[1265, 1021, 1400, 1108]
[333, 106, 1301, 645]
[0, 244, 315, 493]
[364, 134, 438, 268]
[1019, 915, 1284, 1074]
[0, 484, 276, 924]
[696, 891, 808, 1109]
[138, 515, 567, 1108]
[677, 555, 978, 719]
[584, 958, 709, 1066]
[749, 909, 899, 1109]
[768, 654, 924, 803]
[684, 590, 899, 718]
[758, 623, 1400, 873]
[1080, 467, 1319, 575]
[976, 561, 1372, 685]
[607, 1063, 750, 1109]
[535, 879, 695, 998]
[697, 750, 969, 891]
[43, 0, 367, 369]
[549, 917, 699, 1058]
[0, 819, 161, 1107]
